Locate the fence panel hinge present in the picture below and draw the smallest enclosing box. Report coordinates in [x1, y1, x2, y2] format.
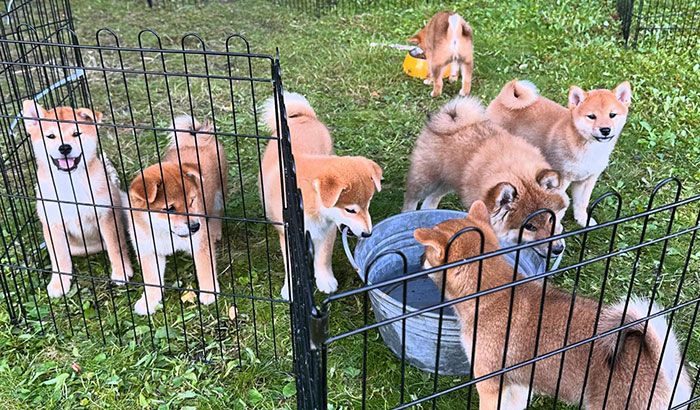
[310, 309, 328, 351]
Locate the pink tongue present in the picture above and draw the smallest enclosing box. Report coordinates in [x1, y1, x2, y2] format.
[58, 158, 75, 169]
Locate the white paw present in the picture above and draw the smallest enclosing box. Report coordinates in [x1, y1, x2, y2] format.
[423, 78, 433, 85]
[134, 295, 160, 315]
[316, 274, 338, 294]
[459, 89, 470, 97]
[448, 75, 458, 83]
[110, 266, 132, 285]
[430, 90, 441, 98]
[46, 278, 70, 298]
[575, 211, 597, 227]
[199, 291, 217, 306]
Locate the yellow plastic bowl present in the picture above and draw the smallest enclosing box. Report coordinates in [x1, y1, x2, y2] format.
[403, 51, 449, 80]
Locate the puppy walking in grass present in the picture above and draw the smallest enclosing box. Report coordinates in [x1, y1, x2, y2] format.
[409, 11, 474, 97]
[23, 100, 133, 298]
[128, 115, 227, 315]
[403, 96, 569, 258]
[488, 80, 632, 226]
[416, 201, 691, 410]
[260, 92, 382, 300]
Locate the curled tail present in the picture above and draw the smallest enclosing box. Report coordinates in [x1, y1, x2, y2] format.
[598, 297, 691, 408]
[448, 13, 472, 41]
[426, 96, 485, 135]
[492, 79, 539, 110]
[262, 91, 316, 133]
[169, 114, 215, 147]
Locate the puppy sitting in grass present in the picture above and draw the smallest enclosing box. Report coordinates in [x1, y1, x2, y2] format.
[415, 201, 691, 410]
[487, 79, 632, 226]
[23, 100, 133, 298]
[403, 96, 569, 259]
[128, 115, 227, 315]
[409, 11, 474, 97]
[260, 92, 382, 300]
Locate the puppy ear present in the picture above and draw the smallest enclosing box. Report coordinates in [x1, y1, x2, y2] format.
[22, 100, 46, 131]
[614, 81, 632, 106]
[537, 169, 561, 190]
[407, 35, 421, 45]
[367, 160, 383, 192]
[313, 175, 345, 208]
[130, 174, 161, 205]
[568, 86, 586, 108]
[468, 200, 490, 224]
[414, 227, 447, 261]
[76, 108, 103, 124]
[490, 182, 518, 210]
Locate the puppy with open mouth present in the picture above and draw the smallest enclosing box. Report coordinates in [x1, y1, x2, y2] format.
[128, 115, 227, 315]
[22, 100, 134, 297]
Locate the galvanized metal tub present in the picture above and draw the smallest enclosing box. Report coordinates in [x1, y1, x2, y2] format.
[342, 210, 563, 375]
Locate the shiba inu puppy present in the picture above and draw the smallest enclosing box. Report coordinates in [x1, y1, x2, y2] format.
[23, 100, 133, 297]
[261, 92, 382, 300]
[416, 201, 691, 410]
[408, 11, 473, 97]
[128, 115, 227, 315]
[403, 96, 569, 258]
[487, 80, 632, 226]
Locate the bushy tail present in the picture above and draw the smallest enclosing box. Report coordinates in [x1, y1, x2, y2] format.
[262, 91, 316, 133]
[426, 96, 485, 135]
[169, 114, 215, 147]
[448, 13, 472, 40]
[598, 297, 691, 408]
[492, 79, 539, 110]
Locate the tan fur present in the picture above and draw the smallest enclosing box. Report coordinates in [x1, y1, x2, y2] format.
[409, 11, 474, 97]
[487, 80, 632, 226]
[404, 97, 569, 257]
[23, 100, 133, 297]
[128, 115, 227, 315]
[415, 201, 691, 410]
[261, 92, 382, 300]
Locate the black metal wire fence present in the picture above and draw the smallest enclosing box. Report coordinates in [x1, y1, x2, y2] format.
[616, 0, 700, 49]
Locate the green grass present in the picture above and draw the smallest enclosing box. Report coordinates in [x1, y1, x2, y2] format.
[1, 0, 700, 408]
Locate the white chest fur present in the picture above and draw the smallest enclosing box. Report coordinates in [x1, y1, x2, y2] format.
[568, 140, 616, 181]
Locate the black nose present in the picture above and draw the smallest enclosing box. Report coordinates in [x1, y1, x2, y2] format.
[189, 222, 200, 233]
[361, 231, 371, 238]
[600, 127, 611, 136]
[58, 144, 72, 155]
[552, 243, 564, 255]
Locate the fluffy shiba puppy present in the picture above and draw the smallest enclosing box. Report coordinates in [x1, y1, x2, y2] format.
[408, 11, 474, 97]
[261, 92, 382, 300]
[403, 97, 569, 258]
[23, 100, 133, 297]
[487, 80, 632, 226]
[416, 201, 691, 410]
[128, 115, 227, 315]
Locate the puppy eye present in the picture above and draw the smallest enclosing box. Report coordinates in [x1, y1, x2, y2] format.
[72, 131, 81, 137]
[587, 114, 597, 120]
[345, 208, 357, 214]
[163, 204, 176, 213]
[46, 134, 56, 139]
[523, 223, 537, 232]
[609, 112, 617, 118]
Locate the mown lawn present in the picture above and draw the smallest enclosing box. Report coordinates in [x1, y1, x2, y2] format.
[0, 0, 699, 408]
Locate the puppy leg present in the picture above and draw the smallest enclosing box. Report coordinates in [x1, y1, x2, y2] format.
[459, 60, 473, 96]
[403, 160, 441, 212]
[475, 381, 502, 410]
[503, 385, 528, 410]
[430, 64, 445, 97]
[195, 231, 219, 306]
[314, 228, 338, 294]
[571, 174, 599, 227]
[278, 231, 293, 301]
[44, 223, 73, 298]
[100, 208, 133, 284]
[449, 61, 459, 83]
[134, 252, 167, 315]
[420, 185, 449, 210]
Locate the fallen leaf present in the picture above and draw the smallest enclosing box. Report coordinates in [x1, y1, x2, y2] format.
[71, 362, 82, 374]
[181, 291, 197, 304]
[228, 306, 238, 321]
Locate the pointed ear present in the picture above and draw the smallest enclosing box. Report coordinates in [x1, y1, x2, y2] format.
[22, 100, 46, 131]
[490, 182, 518, 210]
[313, 175, 345, 208]
[614, 81, 632, 107]
[130, 174, 161, 204]
[568, 86, 586, 109]
[367, 160, 383, 192]
[414, 227, 447, 260]
[468, 201, 490, 224]
[76, 108, 103, 124]
[407, 35, 421, 45]
[537, 169, 561, 190]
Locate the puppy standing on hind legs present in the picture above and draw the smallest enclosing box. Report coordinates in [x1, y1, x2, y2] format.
[408, 11, 474, 97]
[128, 115, 227, 315]
[260, 92, 382, 300]
[23, 100, 133, 298]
